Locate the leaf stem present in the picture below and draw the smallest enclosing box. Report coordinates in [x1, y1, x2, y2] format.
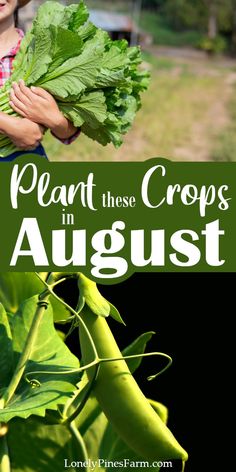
[0, 436, 11, 472]
[1, 276, 54, 407]
[68, 422, 89, 472]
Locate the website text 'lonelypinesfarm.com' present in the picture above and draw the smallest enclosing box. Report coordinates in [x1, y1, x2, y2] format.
[64, 459, 174, 469]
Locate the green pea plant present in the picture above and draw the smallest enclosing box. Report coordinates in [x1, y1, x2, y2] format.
[0, 272, 188, 472]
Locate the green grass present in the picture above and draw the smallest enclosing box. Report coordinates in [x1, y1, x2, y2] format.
[141, 51, 177, 70]
[212, 93, 236, 162]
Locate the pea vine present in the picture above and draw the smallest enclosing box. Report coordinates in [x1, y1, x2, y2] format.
[0, 272, 187, 472]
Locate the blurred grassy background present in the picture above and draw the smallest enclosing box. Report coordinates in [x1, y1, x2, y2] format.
[46, 51, 236, 162]
[40, 0, 236, 162]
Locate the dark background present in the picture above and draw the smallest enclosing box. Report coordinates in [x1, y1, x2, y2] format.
[56, 273, 227, 472]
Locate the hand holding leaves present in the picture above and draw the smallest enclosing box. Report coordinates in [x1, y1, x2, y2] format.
[10, 81, 65, 129]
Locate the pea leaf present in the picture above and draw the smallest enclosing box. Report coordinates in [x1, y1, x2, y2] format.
[0, 304, 14, 388]
[76, 392, 102, 436]
[122, 331, 155, 373]
[8, 416, 78, 472]
[0, 296, 80, 423]
[77, 274, 124, 324]
[83, 410, 108, 462]
[0, 272, 71, 321]
[148, 398, 168, 425]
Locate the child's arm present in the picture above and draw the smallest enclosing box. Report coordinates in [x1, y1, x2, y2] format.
[10, 81, 78, 141]
[0, 113, 44, 150]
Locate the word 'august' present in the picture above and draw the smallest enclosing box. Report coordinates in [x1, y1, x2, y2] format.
[10, 219, 225, 277]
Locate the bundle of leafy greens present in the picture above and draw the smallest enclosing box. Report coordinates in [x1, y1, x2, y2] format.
[0, 0, 149, 157]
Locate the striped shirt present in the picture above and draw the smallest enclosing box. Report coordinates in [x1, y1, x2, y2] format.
[0, 29, 80, 144]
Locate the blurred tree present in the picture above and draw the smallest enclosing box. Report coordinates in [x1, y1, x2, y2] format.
[202, 0, 232, 38]
[160, 0, 206, 30]
[140, 0, 236, 53]
[202, 0, 236, 52]
[230, 0, 236, 52]
[204, 1, 218, 38]
[142, 0, 165, 9]
[157, 0, 233, 35]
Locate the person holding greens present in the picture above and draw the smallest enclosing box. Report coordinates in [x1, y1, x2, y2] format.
[0, 0, 80, 161]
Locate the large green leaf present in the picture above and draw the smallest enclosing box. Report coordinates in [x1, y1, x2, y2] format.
[40, 36, 102, 98]
[100, 45, 128, 70]
[83, 411, 108, 462]
[0, 272, 71, 321]
[68, 1, 89, 32]
[95, 68, 126, 88]
[0, 304, 14, 388]
[46, 26, 83, 74]
[76, 392, 101, 436]
[0, 296, 80, 422]
[8, 416, 77, 472]
[33, 0, 66, 29]
[0, 273, 43, 313]
[59, 91, 107, 128]
[77, 21, 97, 42]
[9, 31, 33, 86]
[24, 27, 52, 85]
[81, 121, 115, 147]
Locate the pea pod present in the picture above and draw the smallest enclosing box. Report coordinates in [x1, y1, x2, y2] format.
[79, 307, 188, 464]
